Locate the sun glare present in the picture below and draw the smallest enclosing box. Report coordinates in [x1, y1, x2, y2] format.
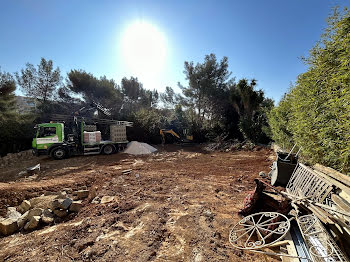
[121, 21, 167, 82]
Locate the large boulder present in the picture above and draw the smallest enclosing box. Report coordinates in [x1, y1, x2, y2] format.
[51, 198, 72, 210]
[17, 211, 29, 229]
[27, 208, 43, 220]
[41, 209, 54, 224]
[0, 219, 18, 235]
[24, 216, 40, 230]
[53, 209, 68, 218]
[29, 195, 58, 209]
[69, 201, 83, 212]
[6, 207, 21, 220]
[76, 190, 89, 200]
[18, 200, 31, 213]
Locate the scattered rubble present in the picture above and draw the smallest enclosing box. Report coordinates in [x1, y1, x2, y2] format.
[205, 139, 259, 152]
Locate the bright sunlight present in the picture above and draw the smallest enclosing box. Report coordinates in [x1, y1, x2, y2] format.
[121, 21, 167, 81]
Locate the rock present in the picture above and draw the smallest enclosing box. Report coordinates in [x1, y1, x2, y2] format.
[53, 209, 68, 218]
[89, 187, 97, 201]
[30, 195, 58, 209]
[41, 209, 54, 224]
[6, 207, 21, 220]
[19, 200, 31, 213]
[91, 197, 100, 204]
[28, 208, 43, 220]
[24, 216, 40, 230]
[100, 196, 116, 204]
[76, 190, 89, 199]
[203, 210, 214, 220]
[56, 191, 68, 199]
[17, 211, 29, 228]
[62, 188, 73, 193]
[0, 219, 18, 235]
[69, 200, 83, 212]
[51, 198, 72, 210]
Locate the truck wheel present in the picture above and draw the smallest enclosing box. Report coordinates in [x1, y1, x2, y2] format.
[51, 147, 66, 160]
[102, 144, 115, 155]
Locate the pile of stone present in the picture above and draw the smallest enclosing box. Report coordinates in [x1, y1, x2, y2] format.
[0, 188, 89, 236]
[0, 150, 34, 168]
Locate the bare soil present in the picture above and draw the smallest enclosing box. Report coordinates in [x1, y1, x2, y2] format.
[0, 145, 274, 261]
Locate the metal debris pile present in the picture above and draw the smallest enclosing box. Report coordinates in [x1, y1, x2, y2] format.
[229, 149, 350, 261]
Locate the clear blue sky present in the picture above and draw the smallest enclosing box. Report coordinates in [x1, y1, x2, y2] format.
[0, 0, 347, 103]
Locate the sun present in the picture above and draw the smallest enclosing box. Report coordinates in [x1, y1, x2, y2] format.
[121, 21, 167, 81]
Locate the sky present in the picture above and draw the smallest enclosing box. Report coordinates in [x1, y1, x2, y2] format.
[0, 0, 348, 103]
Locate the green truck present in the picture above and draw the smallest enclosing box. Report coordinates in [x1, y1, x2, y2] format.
[32, 114, 133, 160]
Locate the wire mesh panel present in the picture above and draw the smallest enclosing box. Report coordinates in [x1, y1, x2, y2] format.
[286, 163, 334, 206]
[297, 214, 348, 262]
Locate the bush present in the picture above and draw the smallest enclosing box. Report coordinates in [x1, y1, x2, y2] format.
[269, 8, 350, 174]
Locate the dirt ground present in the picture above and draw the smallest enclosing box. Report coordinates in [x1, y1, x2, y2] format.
[0, 145, 274, 262]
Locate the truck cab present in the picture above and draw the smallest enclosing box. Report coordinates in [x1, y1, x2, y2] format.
[32, 123, 65, 157]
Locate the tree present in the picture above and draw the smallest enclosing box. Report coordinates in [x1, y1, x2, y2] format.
[120, 77, 159, 114]
[65, 70, 123, 117]
[230, 79, 273, 143]
[0, 69, 17, 121]
[180, 54, 233, 135]
[15, 58, 62, 104]
[0, 69, 35, 156]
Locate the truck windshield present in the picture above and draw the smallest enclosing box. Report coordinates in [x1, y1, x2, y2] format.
[38, 127, 57, 138]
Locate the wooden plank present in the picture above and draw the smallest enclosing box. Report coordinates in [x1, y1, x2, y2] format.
[312, 169, 350, 203]
[314, 163, 350, 188]
[332, 194, 350, 213]
[307, 205, 335, 225]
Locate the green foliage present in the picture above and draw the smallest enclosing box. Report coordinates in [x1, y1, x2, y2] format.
[120, 77, 159, 114]
[66, 70, 123, 115]
[0, 70, 17, 121]
[181, 54, 232, 127]
[268, 92, 294, 148]
[0, 115, 35, 156]
[269, 7, 350, 174]
[15, 58, 62, 103]
[0, 71, 35, 156]
[230, 79, 273, 143]
[130, 108, 170, 144]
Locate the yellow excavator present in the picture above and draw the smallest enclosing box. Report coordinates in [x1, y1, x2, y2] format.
[160, 129, 193, 145]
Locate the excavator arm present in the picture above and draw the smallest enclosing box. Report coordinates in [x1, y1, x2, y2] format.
[160, 129, 181, 144]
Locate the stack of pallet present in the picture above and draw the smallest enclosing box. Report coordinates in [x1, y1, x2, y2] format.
[83, 131, 101, 144]
[110, 125, 127, 142]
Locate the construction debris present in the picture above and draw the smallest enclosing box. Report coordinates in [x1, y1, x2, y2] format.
[123, 141, 157, 155]
[231, 160, 350, 261]
[205, 139, 258, 152]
